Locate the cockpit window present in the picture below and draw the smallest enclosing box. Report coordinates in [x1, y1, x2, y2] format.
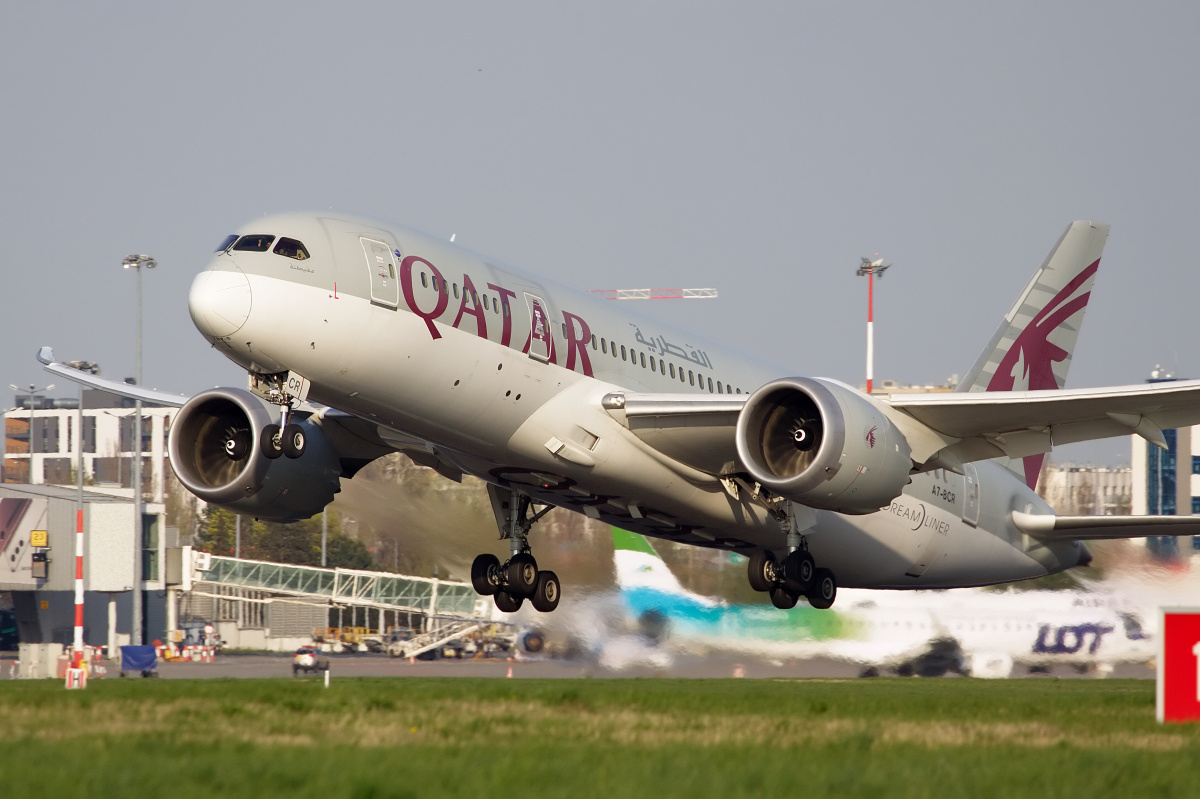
[232, 235, 275, 252]
[214, 234, 238, 253]
[274, 237, 310, 260]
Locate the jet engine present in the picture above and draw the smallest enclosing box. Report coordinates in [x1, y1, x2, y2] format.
[734, 377, 912, 514]
[168, 387, 342, 521]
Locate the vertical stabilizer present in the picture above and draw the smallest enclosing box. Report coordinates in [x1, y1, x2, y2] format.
[611, 529, 689, 596]
[957, 221, 1110, 488]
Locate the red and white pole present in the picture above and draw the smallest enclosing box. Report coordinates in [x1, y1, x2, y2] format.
[73, 507, 84, 664]
[866, 271, 875, 395]
[857, 257, 889, 394]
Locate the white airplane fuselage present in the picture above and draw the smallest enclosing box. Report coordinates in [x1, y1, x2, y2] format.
[188, 212, 1087, 592]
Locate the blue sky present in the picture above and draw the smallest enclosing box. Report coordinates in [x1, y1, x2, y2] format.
[3, 2, 1198, 465]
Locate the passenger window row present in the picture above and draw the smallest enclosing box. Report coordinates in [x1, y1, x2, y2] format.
[576, 326, 741, 394]
[418, 272, 510, 318]
[411, 269, 740, 393]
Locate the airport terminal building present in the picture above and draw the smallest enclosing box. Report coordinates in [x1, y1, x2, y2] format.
[1, 388, 180, 650]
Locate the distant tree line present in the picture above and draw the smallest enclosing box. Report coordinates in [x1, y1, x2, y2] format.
[194, 506, 374, 570]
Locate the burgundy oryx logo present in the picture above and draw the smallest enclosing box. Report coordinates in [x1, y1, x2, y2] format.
[864, 426, 877, 448]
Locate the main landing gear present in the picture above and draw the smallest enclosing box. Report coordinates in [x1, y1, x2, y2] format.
[746, 505, 837, 610]
[471, 487, 562, 613]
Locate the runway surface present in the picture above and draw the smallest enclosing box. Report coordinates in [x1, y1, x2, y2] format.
[0, 650, 1157, 680]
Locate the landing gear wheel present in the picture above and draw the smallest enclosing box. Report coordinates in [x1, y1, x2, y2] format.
[747, 550, 776, 593]
[507, 553, 539, 597]
[807, 568, 837, 609]
[494, 590, 523, 613]
[769, 586, 799, 609]
[471, 553, 500, 596]
[530, 570, 561, 613]
[281, 424, 306, 458]
[260, 424, 283, 459]
[783, 550, 815, 594]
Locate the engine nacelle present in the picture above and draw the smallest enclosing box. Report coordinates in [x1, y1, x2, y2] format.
[735, 377, 912, 514]
[167, 387, 342, 521]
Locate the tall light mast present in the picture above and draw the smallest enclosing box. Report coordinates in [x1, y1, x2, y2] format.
[856, 257, 891, 394]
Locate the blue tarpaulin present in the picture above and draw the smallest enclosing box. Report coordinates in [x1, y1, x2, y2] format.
[120, 645, 157, 672]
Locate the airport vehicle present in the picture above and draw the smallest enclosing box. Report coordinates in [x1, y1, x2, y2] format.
[292, 646, 329, 675]
[611, 528, 1155, 677]
[39, 215, 1200, 614]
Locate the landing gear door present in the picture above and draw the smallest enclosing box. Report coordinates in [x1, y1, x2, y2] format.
[525, 293, 552, 363]
[962, 462, 980, 527]
[361, 237, 399, 309]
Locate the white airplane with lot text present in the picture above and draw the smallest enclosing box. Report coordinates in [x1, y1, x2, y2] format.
[39, 214, 1200, 613]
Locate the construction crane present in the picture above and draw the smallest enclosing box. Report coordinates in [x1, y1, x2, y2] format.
[587, 288, 718, 300]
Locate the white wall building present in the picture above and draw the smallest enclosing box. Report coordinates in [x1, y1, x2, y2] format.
[2, 389, 176, 504]
[1037, 463, 1132, 517]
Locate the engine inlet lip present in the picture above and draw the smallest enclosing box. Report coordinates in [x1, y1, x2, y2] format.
[735, 377, 846, 496]
[168, 387, 273, 504]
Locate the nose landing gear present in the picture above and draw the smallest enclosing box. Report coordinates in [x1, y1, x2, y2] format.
[471, 486, 563, 613]
[249, 373, 308, 460]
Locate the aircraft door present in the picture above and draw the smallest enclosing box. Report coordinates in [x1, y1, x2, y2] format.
[962, 463, 980, 527]
[525, 293, 553, 363]
[361, 237, 399, 308]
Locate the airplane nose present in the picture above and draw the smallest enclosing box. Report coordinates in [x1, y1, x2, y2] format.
[189, 265, 252, 338]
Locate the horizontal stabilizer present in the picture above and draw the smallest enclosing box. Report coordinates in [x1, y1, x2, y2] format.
[1012, 510, 1200, 540]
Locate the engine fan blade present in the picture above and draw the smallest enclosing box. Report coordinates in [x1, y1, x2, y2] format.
[761, 397, 823, 478]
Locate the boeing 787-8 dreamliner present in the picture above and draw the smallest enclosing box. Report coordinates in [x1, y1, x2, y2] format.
[40, 215, 1200, 613]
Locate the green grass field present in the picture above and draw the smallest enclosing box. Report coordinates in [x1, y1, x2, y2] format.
[1, 677, 1196, 798]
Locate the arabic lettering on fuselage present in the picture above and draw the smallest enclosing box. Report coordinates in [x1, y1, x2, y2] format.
[393, 250, 718, 381]
[629, 324, 712, 369]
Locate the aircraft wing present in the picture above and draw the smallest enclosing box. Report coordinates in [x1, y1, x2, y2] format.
[38, 346, 190, 407]
[1012, 511, 1200, 540]
[606, 380, 1200, 476]
[38, 346, 456, 481]
[603, 392, 746, 475]
[882, 379, 1200, 465]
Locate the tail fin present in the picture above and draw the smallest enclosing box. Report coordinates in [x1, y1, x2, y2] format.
[957, 221, 1110, 487]
[612, 529, 688, 595]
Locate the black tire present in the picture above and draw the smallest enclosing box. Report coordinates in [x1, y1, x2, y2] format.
[471, 553, 500, 595]
[769, 586, 799, 609]
[507, 553, 539, 597]
[747, 550, 775, 593]
[783, 550, 815, 594]
[807, 568, 837, 609]
[292, 664, 299, 675]
[260, 424, 283, 459]
[494, 590, 523, 613]
[530, 570, 561, 613]
[281, 423, 306, 458]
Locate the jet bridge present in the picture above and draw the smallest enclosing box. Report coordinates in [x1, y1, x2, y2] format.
[183, 554, 491, 651]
